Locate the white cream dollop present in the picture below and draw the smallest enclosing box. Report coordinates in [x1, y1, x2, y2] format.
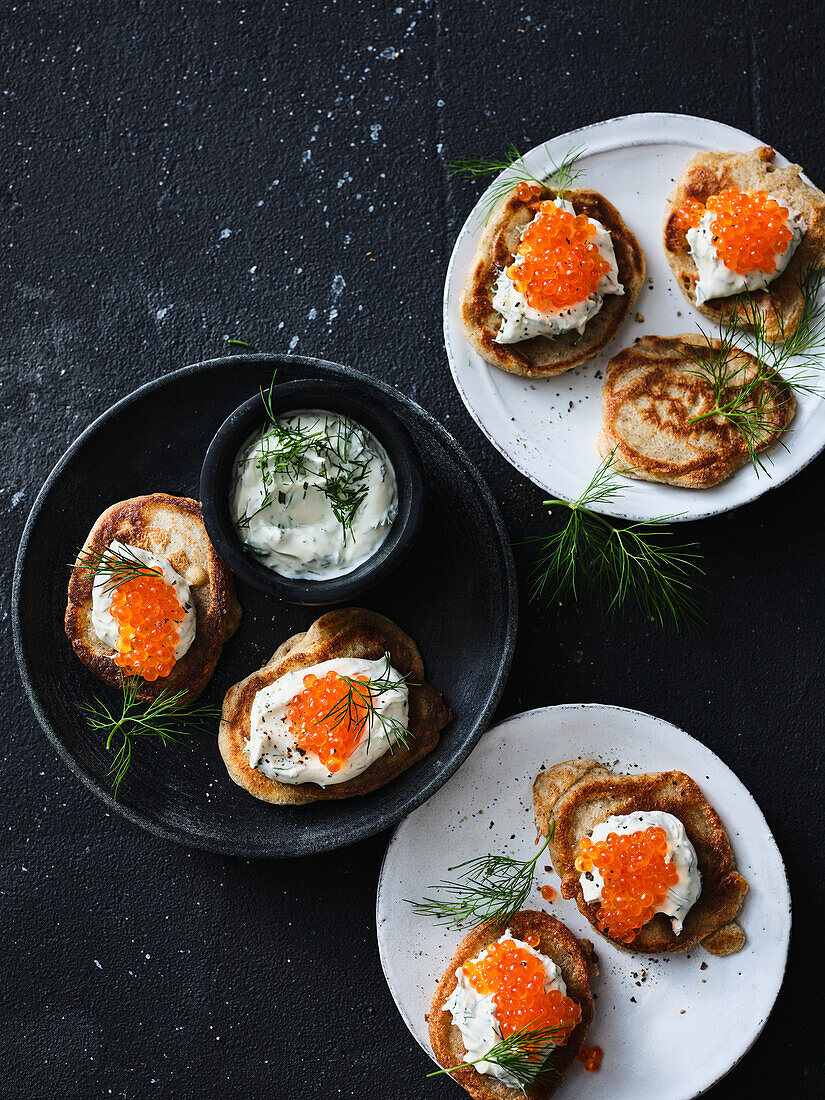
[686, 194, 805, 305]
[230, 410, 398, 581]
[492, 197, 624, 343]
[90, 540, 196, 662]
[579, 810, 701, 935]
[244, 655, 409, 786]
[443, 932, 570, 1090]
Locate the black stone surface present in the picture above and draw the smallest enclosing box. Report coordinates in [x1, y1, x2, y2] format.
[2, 1, 822, 1097]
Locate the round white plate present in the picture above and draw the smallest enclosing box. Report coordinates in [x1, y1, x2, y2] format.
[444, 112, 825, 521]
[377, 704, 791, 1100]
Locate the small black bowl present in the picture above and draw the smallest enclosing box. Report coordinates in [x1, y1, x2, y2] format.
[200, 377, 425, 604]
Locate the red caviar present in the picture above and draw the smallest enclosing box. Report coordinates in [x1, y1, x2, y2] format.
[575, 826, 678, 944]
[676, 187, 792, 274]
[577, 1044, 603, 1072]
[515, 181, 543, 202]
[286, 670, 371, 772]
[540, 885, 556, 902]
[110, 572, 184, 681]
[507, 201, 610, 312]
[464, 939, 581, 1041]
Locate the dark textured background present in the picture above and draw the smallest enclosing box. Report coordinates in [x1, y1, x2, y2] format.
[2, 1, 822, 1096]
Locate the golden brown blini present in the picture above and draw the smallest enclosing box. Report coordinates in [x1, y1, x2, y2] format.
[663, 145, 825, 339]
[219, 607, 451, 803]
[460, 185, 645, 378]
[533, 760, 748, 956]
[598, 333, 795, 488]
[65, 494, 241, 704]
[428, 910, 597, 1100]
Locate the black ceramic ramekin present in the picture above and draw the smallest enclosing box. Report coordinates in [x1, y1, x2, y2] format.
[200, 377, 425, 604]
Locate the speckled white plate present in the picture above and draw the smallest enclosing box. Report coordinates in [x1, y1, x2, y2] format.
[376, 704, 791, 1099]
[443, 112, 825, 521]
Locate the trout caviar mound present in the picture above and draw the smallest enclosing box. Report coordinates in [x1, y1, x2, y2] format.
[460, 183, 645, 378]
[508, 202, 611, 312]
[464, 938, 582, 1040]
[575, 826, 679, 943]
[219, 608, 451, 805]
[65, 494, 242, 705]
[533, 760, 748, 956]
[678, 188, 793, 275]
[286, 669, 372, 772]
[663, 145, 825, 340]
[429, 911, 596, 1100]
[110, 572, 185, 680]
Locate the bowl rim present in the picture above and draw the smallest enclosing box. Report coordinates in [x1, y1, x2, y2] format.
[12, 353, 519, 857]
[199, 375, 426, 604]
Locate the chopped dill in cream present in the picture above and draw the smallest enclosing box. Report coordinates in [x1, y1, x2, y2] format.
[230, 409, 398, 580]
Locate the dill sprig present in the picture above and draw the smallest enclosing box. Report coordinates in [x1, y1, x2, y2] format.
[79, 675, 222, 796]
[528, 453, 704, 631]
[427, 1021, 566, 1089]
[447, 144, 585, 222]
[681, 319, 793, 475]
[407, 829, 553, 932]
[684, 264, 825, 473]
[234, 372, 374, 542]
[316, 654, 414, 754]
[73, 541, 163, 593]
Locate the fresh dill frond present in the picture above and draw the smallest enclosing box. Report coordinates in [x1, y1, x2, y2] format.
[407, 828, 553, 932]
[681, 321, 793, 475]
[447, 143, 585, 222]
[227, 338, 254, 349]
[315, 654, 415, 754]
[682, 266, 825, 473]
[427, 1021, 566, 1088]
[79, 675, 222, 796]
[528, 452, 704, 631]
[73, 541, 163, 593]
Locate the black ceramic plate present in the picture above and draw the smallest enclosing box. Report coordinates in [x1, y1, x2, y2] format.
[12, 355, 517, 858]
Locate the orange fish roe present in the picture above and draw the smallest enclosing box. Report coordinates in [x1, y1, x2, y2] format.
[286, 670, 371, 772]
[677, 188, 793, 274]
[464, 939, 581, 1042]
[515, 181, 543, 202]
[507, 201, 610, 312]
[575, 826, 679, 943]
[110, 572, 185, 681]
[675, 197, 706, 231]
[540, 885, 556, 902]
[577, 1044, 603, 1072]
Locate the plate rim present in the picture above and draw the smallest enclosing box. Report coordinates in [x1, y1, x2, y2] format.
[376, 700, 792, 1099]
[443, 110, 825, 523]
[11, 352, 518, 858]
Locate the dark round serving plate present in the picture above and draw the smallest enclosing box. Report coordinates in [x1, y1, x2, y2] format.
[12, 354, 517, 858]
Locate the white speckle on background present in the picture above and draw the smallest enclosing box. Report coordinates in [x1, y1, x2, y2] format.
[219, 228, 231, 240]
[370, 123, 381, 142]
[289, 335, 299, 351]
[94, 960, 102, 970]
[11, 490, 25, 507]
[331, 274, 346, 298]
[155, 305, 172, 321]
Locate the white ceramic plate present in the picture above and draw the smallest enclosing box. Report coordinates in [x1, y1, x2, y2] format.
[444, 112, 825, 521]
[377, 704, 790, 1100]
